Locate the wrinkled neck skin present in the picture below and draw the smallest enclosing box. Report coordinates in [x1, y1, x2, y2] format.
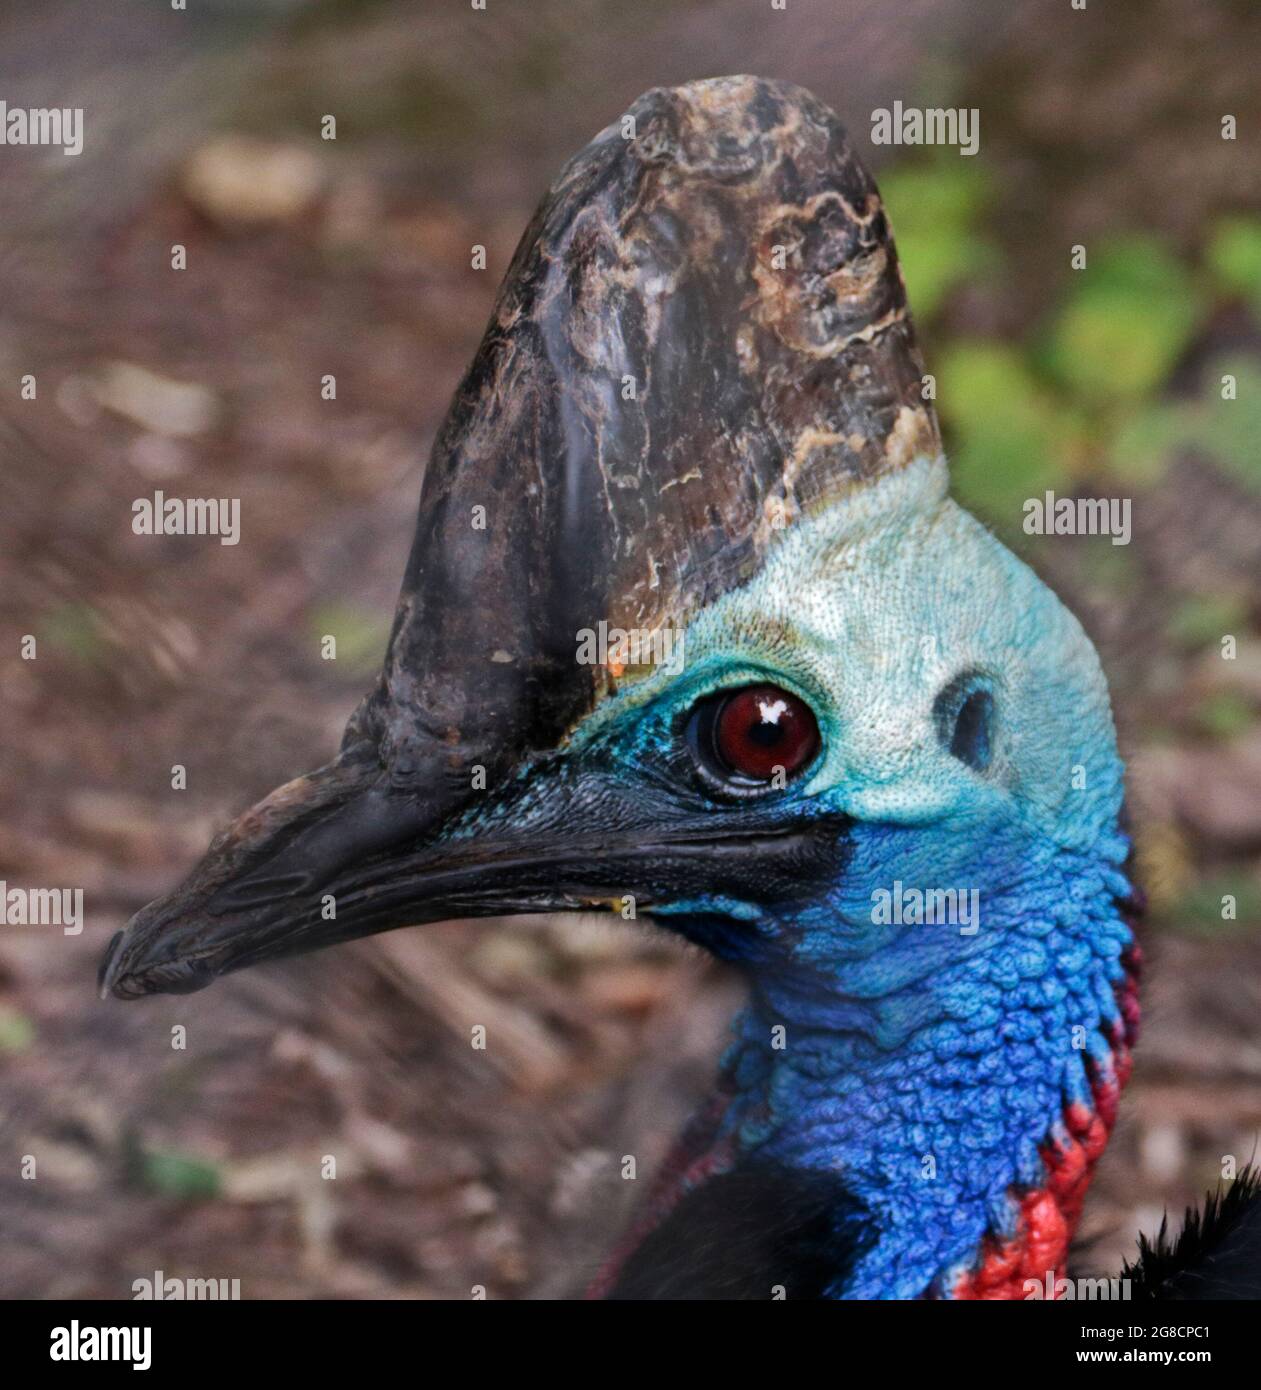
[584, 454, 1139, 1299]
[706, 820, 1136, 1299]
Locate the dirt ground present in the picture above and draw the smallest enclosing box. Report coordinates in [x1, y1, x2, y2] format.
[1, 0, 1260, 1298]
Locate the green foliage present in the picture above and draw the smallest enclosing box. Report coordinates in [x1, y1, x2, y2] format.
[140, 1149, 222, 1200]
[1165, 593, 1251, 650]
[936, 341, 1075, 520]
[1192, 690, 1255, 741]
[934, 226, 1260, 511]
[309, 602, 392, 678]
[880, 162, 995, 319]
[1108, 355, 1261, 495]
[0, 1007, 35, 1053]
[1195, 356, 1261, 492]
[43, 604, 106, 667]
[1041, 237, 1204, 405]
[1075, 536, 1140, 597]
[1172, 872, 1261, 936]
[1206, 216, 1261, 316]
[1107, 402, 1190, 487]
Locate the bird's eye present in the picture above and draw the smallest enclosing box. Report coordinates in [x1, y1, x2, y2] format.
[934, 673, 995, 773]
[686, 683, 820, 791]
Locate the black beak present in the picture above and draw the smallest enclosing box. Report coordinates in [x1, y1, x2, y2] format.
[97, 742, 601, 1001]
[99, 738, 849, 1000]
[98, 745, 455, 999]
[100, 75, 930, 1001]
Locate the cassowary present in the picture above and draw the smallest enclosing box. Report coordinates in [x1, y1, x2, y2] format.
[100, 76, 1261, 1300]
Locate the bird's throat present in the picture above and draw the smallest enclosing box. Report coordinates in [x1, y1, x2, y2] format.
[596, 842, 1142, 1299]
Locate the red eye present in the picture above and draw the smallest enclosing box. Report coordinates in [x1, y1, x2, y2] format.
[690, 683, 820, 787]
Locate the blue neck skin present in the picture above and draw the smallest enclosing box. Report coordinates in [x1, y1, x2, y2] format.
[656, 816, 1135, 1299]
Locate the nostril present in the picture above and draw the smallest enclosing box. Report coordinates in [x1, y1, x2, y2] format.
[208, 871, 315, 914]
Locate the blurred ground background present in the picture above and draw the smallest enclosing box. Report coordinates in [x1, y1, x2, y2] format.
[1, 0, 1260, 1299]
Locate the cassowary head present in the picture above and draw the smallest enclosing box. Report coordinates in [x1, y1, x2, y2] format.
[101, 76, 1138, 1299]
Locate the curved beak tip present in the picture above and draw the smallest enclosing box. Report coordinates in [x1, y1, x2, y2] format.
[98, 914, 226, 1001]
[96, 930, 124, 1000]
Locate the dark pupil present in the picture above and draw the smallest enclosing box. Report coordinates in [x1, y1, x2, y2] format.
[746, 717, 784, 748]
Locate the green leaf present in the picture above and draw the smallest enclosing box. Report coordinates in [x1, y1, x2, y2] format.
[937, 341, 1074, 521]
[141, 1149, 222, 1199]
[1172, 872, 1261, 936]
[1206, 216, 1261, 312]
[1166, 593, 1251, 650]
[309, 602, 392, 679]
[1192, 690, 1255, 741]
[0, 1008, 35, 1052]
[1042, 236, 1204, 404]
[1106, 354, 1261, 493]
[1108, 402, 1193, 486]
[1196, 355, 1261, 492]
[879, 163, 995, 319]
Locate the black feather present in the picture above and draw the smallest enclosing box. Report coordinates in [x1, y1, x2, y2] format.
[1123, 1165, 1261, 1300]
[605, 1160, 874, 1300]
